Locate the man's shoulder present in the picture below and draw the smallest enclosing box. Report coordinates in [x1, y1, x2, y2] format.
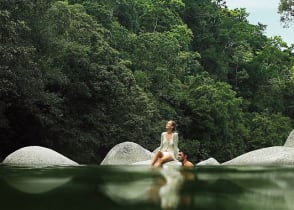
[184, 161, 194, 167]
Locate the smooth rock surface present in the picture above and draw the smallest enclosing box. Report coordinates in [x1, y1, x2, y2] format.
[223, 146, 294, 165]
[101, 141, 152, 165]
[2, 146, 78, 166]
[284, 129, 294, 147]
[196, 158, 220, 166]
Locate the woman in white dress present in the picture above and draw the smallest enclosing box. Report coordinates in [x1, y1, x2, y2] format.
[150, 120, 179, 167]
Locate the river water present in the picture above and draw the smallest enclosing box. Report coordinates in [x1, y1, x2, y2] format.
[1, 165, 294, 210]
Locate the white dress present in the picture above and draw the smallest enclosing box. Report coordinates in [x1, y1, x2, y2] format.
[159, 132, 179, 160]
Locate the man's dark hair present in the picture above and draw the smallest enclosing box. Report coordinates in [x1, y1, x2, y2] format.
[182, 151, 190, 158]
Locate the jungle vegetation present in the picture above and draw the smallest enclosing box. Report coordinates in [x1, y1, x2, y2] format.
[0, 0, 293, 163]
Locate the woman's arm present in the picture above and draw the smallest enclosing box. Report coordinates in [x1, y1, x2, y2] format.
[159, 132, 164, 151]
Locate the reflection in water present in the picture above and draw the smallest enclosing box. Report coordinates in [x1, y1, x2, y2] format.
[193, 166, 294, 210]
[100, 166, 185, 209]
[1, 166, 73, 194]
[4, 177, 72, 194]
[100, 178, 153, 203]
[3, 165, 294, 210]
[158, 167, 184, 209]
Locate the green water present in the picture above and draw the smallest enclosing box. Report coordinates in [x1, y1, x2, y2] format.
[1, 165, 294, 210]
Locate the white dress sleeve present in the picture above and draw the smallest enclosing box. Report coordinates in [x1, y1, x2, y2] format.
[159, 132, 164, 151]
[173, 132, 179, 158]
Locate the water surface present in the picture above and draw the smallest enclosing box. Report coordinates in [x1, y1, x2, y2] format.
[1, 165, 294, 210]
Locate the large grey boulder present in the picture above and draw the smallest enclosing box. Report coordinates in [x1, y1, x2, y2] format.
[101, 141, 152, 165]
[2, 146, 78, 166]
[223, 146, 294, 165]
[284, 129, 294, 147]
[196, 158, 220, 166]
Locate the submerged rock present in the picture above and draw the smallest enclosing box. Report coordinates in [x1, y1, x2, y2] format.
[101, 141, 152, 165]
[2, 146, 78, 166]
[223, 146, 294, 165]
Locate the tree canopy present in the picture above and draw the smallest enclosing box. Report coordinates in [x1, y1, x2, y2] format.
[0, 0, 293, 163]
[279, 0, 294, 25]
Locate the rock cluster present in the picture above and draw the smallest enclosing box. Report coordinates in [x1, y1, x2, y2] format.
[2, 129, 294, 166]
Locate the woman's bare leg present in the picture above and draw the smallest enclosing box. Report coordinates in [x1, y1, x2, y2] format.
[151, 151, 162, 166]
[154, 154, 173, 167]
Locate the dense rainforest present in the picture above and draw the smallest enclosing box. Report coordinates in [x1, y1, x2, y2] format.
[0, 0, 293, 163]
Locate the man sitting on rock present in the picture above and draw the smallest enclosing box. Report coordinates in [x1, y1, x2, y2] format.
[177, 151, 194, 167]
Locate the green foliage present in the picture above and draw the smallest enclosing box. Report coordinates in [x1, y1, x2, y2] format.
[179, 139, 200, 163]
[0, 8, 46, 157]
[278, 0, 294, 25]
[184, 73, 248, 161]
[247, 112, 292, 150]
[132, 0, 185, 32]
[38, 1, 159, 162]
[245, 37, 294, 114]
[283, 67, 294, 119]
[0, 0, 293, 164]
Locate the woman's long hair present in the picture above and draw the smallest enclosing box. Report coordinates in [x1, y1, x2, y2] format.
[169, 120, 176, 132]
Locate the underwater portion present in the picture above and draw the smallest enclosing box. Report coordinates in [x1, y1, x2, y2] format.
[1, 165, 294, 210]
